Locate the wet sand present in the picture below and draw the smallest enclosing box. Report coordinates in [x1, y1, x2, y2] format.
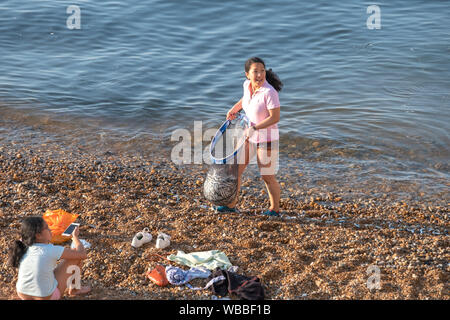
[0, 139, 448, 300]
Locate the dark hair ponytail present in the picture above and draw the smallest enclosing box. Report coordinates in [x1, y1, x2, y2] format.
[8, 240, 27, 268]
[265, 68, 283, 92]
[8, 216, 45, 268]
[244, 56, 283, 92]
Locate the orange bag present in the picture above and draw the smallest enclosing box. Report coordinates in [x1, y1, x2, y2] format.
[42, 209, 79, 244]
[146, 265, 169, 287]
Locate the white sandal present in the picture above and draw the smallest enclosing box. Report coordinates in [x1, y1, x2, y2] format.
[131, 227, 152, 248]
[155, 232, 171, 249]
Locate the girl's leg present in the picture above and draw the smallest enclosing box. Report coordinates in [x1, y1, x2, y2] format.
[226, 140, 255, 208]
[257, 142, 280, 212]
[54, 259, 90, 296]
[260, 174, 280, 212]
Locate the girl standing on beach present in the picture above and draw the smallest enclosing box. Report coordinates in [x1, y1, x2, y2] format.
[8, 216, 91, 300]
[217, 57, 283, 216]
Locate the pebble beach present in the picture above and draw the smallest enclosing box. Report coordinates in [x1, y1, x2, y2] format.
[0, 134, 448, 300]
[1, 0, 449, 302]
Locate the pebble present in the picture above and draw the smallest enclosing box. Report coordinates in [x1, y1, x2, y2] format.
[0, 141, 447, 301]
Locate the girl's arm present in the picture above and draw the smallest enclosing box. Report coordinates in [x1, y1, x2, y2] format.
[227, 98, 243, 120]
[60, 226, 87, 260]
[253, 107, 280, 130]
[60, 247, 87, 260]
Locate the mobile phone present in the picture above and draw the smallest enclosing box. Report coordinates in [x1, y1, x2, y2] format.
[62, 223, 80, 236]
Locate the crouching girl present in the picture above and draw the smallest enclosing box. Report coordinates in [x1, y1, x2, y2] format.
[8, 216, 91, 300]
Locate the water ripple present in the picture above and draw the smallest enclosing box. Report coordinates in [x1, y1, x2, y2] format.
[0, 0, 449, 189]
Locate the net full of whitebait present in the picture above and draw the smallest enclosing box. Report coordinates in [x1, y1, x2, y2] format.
[203, 113, 249, 206]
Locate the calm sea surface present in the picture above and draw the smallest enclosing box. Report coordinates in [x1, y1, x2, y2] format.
[0, 1, 449, 202]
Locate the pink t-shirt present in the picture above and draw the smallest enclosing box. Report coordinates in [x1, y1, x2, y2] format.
[242, 79, 280, 143]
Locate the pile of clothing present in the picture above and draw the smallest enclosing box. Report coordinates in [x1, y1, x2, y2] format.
[147, 250, 264, 300]
[205, 268, 265, 300]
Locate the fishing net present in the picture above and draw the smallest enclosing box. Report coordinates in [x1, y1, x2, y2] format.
[203, 114, 249, 206]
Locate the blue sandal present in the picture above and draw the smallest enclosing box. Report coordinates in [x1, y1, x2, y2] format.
[262, 210, 280, 217]
[214, 206, 238, 213]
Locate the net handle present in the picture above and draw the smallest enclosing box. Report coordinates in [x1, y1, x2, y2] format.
[209, 113, 249, 164]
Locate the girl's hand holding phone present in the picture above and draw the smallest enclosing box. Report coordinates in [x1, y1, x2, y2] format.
[72, 226, 80, 239]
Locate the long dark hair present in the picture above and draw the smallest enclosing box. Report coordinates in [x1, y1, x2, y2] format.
[8, 216, 45, 268]
[244, 57, 283, 92]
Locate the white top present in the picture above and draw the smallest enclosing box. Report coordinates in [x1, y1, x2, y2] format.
[16, 243, 65, 297]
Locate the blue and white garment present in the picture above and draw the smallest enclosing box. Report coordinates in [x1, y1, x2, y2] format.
[165, 266, 211, 286]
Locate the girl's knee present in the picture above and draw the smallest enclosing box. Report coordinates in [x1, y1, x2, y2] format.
[238, 162, 248, 175]
[261, 174, 277, 184]
[55, 261, 84, 294]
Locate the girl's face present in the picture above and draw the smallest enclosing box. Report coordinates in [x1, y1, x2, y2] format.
[246, 62, 266, 90]
[35, 222, 52, 244]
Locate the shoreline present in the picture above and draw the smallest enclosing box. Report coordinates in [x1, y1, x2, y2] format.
[0, 136, 448, 300]
[0, 113, 448, 209]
